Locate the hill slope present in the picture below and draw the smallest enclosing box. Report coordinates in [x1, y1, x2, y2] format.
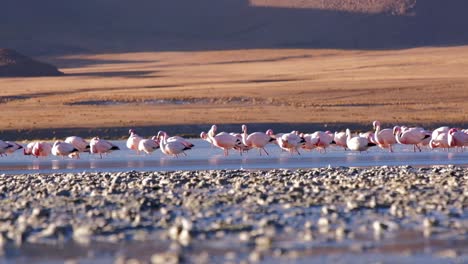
[1, 0, 467, 55]
[0, 49, 63, 77]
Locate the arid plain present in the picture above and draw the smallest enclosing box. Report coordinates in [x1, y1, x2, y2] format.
[0, 46, 467, 138]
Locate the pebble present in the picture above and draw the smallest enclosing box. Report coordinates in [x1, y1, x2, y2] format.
[0, 166, 465, 263]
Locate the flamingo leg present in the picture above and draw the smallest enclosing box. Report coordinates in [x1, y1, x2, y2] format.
[262, 148, 269, 156]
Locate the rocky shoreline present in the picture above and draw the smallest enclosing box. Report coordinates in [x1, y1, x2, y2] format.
[0, 166, 467, 263]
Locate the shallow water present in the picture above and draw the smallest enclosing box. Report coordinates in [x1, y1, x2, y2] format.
[0, 139, 467, 174]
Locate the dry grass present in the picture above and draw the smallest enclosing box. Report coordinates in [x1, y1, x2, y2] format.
[0, 46, 467, 131]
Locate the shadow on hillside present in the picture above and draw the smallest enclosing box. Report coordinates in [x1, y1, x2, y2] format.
[1, 0, 468, 56]
[66, 70, 158, 78]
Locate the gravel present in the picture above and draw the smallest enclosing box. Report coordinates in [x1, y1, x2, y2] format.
[0, 166, 467, 263]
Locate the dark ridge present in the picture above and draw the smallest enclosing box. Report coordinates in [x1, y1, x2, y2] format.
[0, 49, 63, 77]
[1, 0, 468, 56]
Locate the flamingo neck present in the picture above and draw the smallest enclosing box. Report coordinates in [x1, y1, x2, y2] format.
[394, 130, 404, 144]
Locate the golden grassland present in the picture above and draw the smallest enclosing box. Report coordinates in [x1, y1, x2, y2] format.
[0, 46, 467, 132]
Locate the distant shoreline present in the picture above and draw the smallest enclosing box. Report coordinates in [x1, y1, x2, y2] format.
[1, 122, 466, 141]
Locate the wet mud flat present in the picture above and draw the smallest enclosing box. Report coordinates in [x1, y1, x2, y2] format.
[0, 166, 467, 263]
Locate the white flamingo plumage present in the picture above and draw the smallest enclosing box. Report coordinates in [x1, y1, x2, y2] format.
[346, 129, 376, 152]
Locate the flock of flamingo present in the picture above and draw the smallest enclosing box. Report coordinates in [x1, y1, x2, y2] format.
[0, 121, 467, 160]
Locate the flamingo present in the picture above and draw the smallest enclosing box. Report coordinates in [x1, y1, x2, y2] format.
[23, 142, 36, 156]
[277, 131, 305, 155]
[393, 126, 430, 152]
[138, 136, 160, 154]
[157, 131, 194, 149]
[301, 133, 320, 151]
[90, 137, 120, 159]
[65, 136, 90, 158]
[333, 131, 348, 150]
[0, 140, 14, 157]
[65, 136, 90, 152]
[310, 131, 334, 153]
[5, 141, 23, 154]
[206, 125, 243, 156]
[430, 131, 450, 151]
[158, 132, 193, 158]
[429, 127, 450, 151]
[359, 131, 377, 144]
[241, 125, 275, 156]
[448, 128, 468, 151]
[127, 129, 143, 155]
[346, 129, 376, 152]
[373, 121, 397, 152]
[51, 141, 80, 158]
[31, 142, 52, 158]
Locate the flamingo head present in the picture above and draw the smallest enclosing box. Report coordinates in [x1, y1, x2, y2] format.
[393, 126, 401, 135]
[129, 129, 135, 135]
[241, 124, 247, 133]
[448, 128, 458, 135]
[373, 120, 380, 129]
[200, 131, 207, 139]
[157, 131, 166, 139]
[266, 129, 274, 136]
[346, 129, 351, 137]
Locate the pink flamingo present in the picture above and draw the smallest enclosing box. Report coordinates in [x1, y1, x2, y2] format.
[373, 121, 397, 152]
[65, 136, 90, 158]
[90, 137, 120, 159]
[301, 133, 319, 151]
[158, 132, 193, 158]
[138, 136, 160, 154]
[65, 136, 90, 152]
[31, 142, 53, 158]
[51, 141, 80, 159]
[448, 128, 468, 151]
[429, 127, 450, 151]
[23, 142, 36, 156]
[333, 131, 348, 150]
[393, 126, 430, 152]
[346, 129, 376, 152]
[206, 125, 242, 156]
[127, 129, 143, 155]
[157, 131, 194, 149]
[241, 125, 275, 155]
[277, 131, 305, 155]
[312, 131, 334, 153]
